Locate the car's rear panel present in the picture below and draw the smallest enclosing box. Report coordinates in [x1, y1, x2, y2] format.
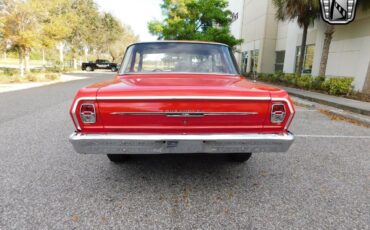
[96, 99, 271, 134]
[70, 75, 295, 135]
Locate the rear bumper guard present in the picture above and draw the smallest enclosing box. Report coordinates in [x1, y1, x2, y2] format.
[69, 132, 294, 154]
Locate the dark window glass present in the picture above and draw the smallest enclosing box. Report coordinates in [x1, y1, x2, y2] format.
[275, 51, 285, 72]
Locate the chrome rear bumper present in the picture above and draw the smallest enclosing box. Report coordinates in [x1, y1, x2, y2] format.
[69, 132, 294, 154]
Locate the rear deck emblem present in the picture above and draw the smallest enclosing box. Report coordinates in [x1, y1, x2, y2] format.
[320, 0, 358, 24]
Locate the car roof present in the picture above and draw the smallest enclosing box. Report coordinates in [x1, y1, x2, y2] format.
[131, 40, 229, 47]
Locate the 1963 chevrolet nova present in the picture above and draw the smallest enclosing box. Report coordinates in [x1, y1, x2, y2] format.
[69, 41, 295, 163]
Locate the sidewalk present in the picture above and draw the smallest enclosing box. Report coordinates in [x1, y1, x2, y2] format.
[0, 74, 88, 93]
[280, 85, 370, 116]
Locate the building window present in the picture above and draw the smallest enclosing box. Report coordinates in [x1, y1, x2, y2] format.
[295, 45, 315, 74]
[275, 51, 285, 72]
[250, 49, 259, 72]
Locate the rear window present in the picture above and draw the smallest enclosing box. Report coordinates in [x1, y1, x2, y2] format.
[120, 42, 238, 75]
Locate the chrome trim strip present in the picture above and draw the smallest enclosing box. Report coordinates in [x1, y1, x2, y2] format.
[69, 132, 294, 154]
[71, 132, 293, 141]
[97, 96, 271, 101]
[131, 41, 229, 46]
[110, 112, 259, 117]
[122, 72, 240, 76]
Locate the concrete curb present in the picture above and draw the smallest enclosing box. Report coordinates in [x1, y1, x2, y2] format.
[257, 81, 370, 116]
[324, 109, 370, 127]
[292, 97, 370, 127]
[0, 74, 88, 93]
[286, 90, 370, 116]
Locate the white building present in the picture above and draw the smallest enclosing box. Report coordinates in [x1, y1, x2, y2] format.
[229, 0, 370, 93]
[227, 0, 245, 62]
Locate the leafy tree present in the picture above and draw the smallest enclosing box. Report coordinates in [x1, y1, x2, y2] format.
[108, 25, 139, 62]
[148, 0, 242, 48]
[93, 12, 124, 59]
[40, 0, 76, 65]
[66, 0, 101, 69]
[0, 0, 139, 72]
[0, 0, 44, 76]
[319, 0, 370, 76]
[273, 0, 320, 77]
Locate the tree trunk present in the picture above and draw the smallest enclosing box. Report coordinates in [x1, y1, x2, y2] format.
[73, 57, 77, 70]
[18, 47, 25, 78]
[109, 49, 115, 63]
[42, 48, 46, 66]
[319, 25, 335, 77]
[297, 23, 309, 77]
[24, 48, 30, 73]
[84, 46, 89, 62]
[57, 42, 65, 64]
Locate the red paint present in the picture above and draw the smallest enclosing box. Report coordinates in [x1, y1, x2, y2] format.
[70, 74, 295, 134]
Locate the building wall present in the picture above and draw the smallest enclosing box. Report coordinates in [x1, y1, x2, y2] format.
[325, 11, 370, 90]
[240, 0, 278, 73]
[230, 0, 370, 91]
[228, 0, 245, 64]
[228, 0, 244, 40]
[269, 3, 370, 91]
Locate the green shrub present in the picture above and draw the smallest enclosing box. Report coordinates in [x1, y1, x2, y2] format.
[0, 68, 18, 76]
[312, 76, 325, 90]
[257, 73, 266, 81]
[26, 74, 39, 82]
[13, 76, 22, 83]
[45, 73, 60, 81]
[322, 77, 353, 95]
[45, 66, 64, 73]
[260, 74, 274, 82]
[30, 68, 43, 73]
[281, 73, 296, 85]
[270, 74, 278, 83]
[272, 71, 284, 83]
[296, 75, 313, 89]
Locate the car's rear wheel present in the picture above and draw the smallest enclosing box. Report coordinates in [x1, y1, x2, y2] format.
[111, 67, 117, 72]
[86, 66, 93, 72]
[228, 153, 252, 162]
[107, 154, 130, 163]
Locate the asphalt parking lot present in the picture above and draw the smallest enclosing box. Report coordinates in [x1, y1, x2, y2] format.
[0, 72, 369, 229]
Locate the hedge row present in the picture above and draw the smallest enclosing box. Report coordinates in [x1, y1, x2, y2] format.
[253, 72, 354, 96]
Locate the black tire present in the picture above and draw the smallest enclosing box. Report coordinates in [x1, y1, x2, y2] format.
[111, 67, 117, 72]
[228, 153, 252, 162]
[107, 154, 130, 163]
[86, 66, 94, 72]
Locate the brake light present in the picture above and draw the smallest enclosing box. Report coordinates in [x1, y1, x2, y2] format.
[80, 103, 96, 124]
[271, 104, 286, 123]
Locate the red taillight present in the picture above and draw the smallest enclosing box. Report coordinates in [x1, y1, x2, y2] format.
[80, 103, 96, 124]
[271, 104, 286, 123]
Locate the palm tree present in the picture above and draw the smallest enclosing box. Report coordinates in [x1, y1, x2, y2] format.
[319, 0, 370, 76]
[273, 0, 320, 77]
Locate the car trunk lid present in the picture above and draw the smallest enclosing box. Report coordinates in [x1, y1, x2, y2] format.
[96, 74, 272, 133]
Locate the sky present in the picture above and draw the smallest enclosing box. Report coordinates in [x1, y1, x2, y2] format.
[95, 0, 163, 42]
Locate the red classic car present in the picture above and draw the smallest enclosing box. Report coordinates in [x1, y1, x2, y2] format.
[69, 41, 295, 163]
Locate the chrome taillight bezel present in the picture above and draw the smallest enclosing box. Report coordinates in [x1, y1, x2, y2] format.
[80, 103, 96, 124]
[271, 103, 286, 123]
